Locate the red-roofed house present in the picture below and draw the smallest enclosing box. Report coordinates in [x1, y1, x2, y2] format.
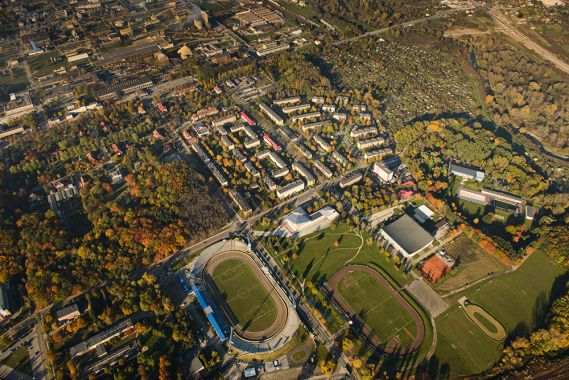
[87, 153, 96, 163]
[420, 256, 452, 284]
[398, 189, 415, 199]
[153, 130, 164, 139]
[401, 180, 415, 187]
[112, 144, 122, 155]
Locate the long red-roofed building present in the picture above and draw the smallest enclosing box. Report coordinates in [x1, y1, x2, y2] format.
[240, 111, 256, 125]
[263, 135, 281, 151]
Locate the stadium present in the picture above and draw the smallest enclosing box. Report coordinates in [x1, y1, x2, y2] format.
[326, 265, 424, 356]
[186, 239, 299, 353]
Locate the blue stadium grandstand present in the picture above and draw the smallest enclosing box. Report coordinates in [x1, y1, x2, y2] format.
[177, 274, 191, 294]
[191, 284, 227, 341]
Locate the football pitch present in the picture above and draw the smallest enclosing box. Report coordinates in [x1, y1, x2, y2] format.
[211, 258, 278, 333]
[338, 270, 417, 348]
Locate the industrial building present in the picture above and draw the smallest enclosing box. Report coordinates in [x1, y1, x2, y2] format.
[449, 161, 485, 182]
[96, 77, 153, 100]
[380, 214, 433, 258]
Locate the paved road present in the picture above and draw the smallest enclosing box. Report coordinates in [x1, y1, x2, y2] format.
[469, 0, 569, 75]
[246, 233, 350, 377]
[331, 8, 474, 45]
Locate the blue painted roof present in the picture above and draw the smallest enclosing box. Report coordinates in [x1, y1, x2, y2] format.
[207, 313, 226, 340]
[192, 284, 208, 309]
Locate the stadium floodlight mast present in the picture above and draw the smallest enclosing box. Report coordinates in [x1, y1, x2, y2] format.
[228, 327, 235, 353]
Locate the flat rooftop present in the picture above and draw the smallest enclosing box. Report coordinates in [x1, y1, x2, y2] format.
[382, 214, 433, 255]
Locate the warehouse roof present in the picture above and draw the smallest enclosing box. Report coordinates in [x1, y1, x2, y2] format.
[381, 214, 433, 256]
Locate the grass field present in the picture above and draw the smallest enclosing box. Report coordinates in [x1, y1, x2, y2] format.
[430, 251, 567, 379]
[27, 51, 67, 77]
[212, 258, 278, 333]
[338, 270, 417, 349]
[0, 346, 33, 376]
[432, 234, 509, 294]
[285, 224, 411, 287]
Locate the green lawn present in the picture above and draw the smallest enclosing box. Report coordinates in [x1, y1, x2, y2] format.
[431, 234, 509, 294]
[27, 51, 67, 77]
[199, 1, 225, 12]
[292, 349, 308, 361]
[430, 251, 566, 379]
[276, 0, 319, 21]
[281, 224, 411, 287]
[171, 257, 189, 271]
[212, 258, 278, 332]
[0, 346, 33, 377]
[472, 312, 498, 334]
[338, 270, 417, 349]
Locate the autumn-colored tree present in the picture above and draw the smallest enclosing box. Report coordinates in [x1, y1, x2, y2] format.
[125, 174, 136, 187]
[52, 332, 63, 342]
[46, 349, 58, 361]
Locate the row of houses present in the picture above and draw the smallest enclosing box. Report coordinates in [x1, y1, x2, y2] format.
[292, 162, 315, 186]
[340, 172, 363, 188]
[229, 189, 252, 217]
[313, 159, 333, 179]
[259, 102, 284, 125]
[301, 120, 332, 132]
[256, 149, 286, 168]
[276, 179, 305, 199]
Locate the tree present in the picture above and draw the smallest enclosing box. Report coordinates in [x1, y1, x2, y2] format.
[67, 359, 77, 375]
[321, 360, 336, 376]
[46, 349, 58, 361]
[125, 174, 136, 186]
[482, 214, 493, 224]
[52, 331, 63, 342]
[0, 335, 12, 347]
[342, 338, 355, 353]
[351, 358, 362, 369]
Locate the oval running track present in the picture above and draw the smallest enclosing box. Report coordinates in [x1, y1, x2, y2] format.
[327, 265, 425, 356]
[203, 251, 287, 341]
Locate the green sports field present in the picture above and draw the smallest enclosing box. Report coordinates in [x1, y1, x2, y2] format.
[431, 251, 567, 379]
[212, 258, 278, 333]
[338, 270, 417, 348]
